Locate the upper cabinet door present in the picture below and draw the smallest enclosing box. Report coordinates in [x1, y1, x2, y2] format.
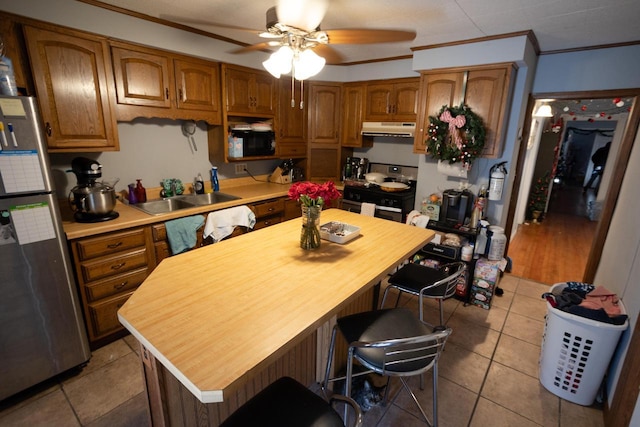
[392, 79, 420, 121]
[414, 72, 464, 154]
[223, 64, 276, 116]
[465, 66, 514, 158]
[174, 58, 220, 113]
[341, 83, 368, 147]
[111, 46, 172, 108]
[365, 83, 393, 121]
[308, 83, 341, 144]
[23, 25, 118, 151]
[365, 78, 419, 122]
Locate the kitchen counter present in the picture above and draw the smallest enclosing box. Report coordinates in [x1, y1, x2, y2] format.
[117, 210, 434, 420]
[62, 180, 293, 240]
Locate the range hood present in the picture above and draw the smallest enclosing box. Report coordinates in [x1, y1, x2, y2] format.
[361, 122, 416, 137]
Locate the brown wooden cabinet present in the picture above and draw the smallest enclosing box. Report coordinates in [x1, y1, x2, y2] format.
[414, 65, 514, 158]
[341, 83, 369, 148]
[249, 197, 285, 229]
[111, 43, 221, 124]
[71, 227, 156, 348]
[23, 25, 119, 152]
[277, 76, 307, 158]
[307, 82, 350, 181]
[365, 78, 419, 122]
[223, 63, 276, 116]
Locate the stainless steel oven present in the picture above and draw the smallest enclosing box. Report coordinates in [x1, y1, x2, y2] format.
[340, 199, 405, 222]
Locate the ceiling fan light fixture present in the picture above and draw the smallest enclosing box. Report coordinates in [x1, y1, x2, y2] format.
[276, 0, 328, 32]
[262, 45, 294, 78]
[293, 48, 325, 80]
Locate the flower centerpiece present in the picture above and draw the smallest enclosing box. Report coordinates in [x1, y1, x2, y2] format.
[427, 104, 486, 170]
[288, 181, 341, 250]
[528, 172, 551, 223]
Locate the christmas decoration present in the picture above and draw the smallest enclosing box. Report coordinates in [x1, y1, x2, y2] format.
[528, 172, 551, 220]
[427, 104, 486, 169]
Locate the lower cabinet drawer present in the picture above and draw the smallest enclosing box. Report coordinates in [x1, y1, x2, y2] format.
[85, 267, 149, 302]
[80, 248, 149, 282]
[251, 198, 285, 217]
[254, 214, 282, 230]
[154, 241, 171, 264]
[88, 291, 134, 338]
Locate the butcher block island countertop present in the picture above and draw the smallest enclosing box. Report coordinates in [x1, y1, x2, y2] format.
[117, 209, 435, 405]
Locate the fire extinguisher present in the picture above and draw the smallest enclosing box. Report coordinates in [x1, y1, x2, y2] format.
[489, 161, 508, 201]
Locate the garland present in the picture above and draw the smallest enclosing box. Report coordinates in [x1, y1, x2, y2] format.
[427, 104, 486, 169]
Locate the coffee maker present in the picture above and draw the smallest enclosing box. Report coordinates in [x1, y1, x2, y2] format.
[68, 157, 119, 223]
[441, 189, 474, 225]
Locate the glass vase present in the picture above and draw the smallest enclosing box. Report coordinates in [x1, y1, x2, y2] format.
[300, 205, 322, 250]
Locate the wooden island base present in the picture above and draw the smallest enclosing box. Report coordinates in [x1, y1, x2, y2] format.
[118, 210, 434, 426]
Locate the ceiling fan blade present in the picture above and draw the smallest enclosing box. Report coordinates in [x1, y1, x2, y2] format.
[159, 14, 261, 34]
[324, 29, 416, 44]
[229, 42, 276, 54]
[312, 44, 343, 65]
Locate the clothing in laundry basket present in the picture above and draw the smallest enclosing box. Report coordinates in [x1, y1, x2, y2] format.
[542, 284, 627, 325]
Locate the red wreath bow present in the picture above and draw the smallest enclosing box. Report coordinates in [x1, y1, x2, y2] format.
[439, 109, 466, 149]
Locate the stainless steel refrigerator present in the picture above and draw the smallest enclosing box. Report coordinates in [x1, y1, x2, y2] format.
[0, 95, 90, 400]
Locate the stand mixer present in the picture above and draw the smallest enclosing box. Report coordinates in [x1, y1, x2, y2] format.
[68, 157, 119, 223]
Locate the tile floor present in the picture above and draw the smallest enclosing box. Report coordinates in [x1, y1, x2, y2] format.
[0, 275, 606, 426]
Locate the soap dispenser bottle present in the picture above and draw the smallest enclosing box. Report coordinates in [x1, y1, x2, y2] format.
[211, 167, 219, 192]
[134, 179, 147, 203]
[194, 173, 205, 194]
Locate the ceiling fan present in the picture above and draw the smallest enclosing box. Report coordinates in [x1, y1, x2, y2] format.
[163, 0, 416, 78]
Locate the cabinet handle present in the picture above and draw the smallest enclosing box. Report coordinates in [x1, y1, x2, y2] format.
[45, 122, 52, 137]
[107, 242, 123, 249]
[111, 262, 126, 270]
[165, 88, 169, 99]
[114, 281, 128, 290]
[268, 207, 274, 212]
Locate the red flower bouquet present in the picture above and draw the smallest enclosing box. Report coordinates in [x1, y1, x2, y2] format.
[288, 181, 341, 208]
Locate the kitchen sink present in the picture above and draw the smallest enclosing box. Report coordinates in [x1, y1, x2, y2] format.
[128, 192, 241, 215]
[176, 192, 241, 206]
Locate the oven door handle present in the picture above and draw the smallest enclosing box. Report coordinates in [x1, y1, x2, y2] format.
[375, 205, 402, 213]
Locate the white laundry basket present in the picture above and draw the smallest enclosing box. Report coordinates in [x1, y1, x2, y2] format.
[539, 283, 628, 406]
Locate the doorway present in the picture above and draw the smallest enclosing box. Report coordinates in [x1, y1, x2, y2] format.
[506, 90, 640, 284]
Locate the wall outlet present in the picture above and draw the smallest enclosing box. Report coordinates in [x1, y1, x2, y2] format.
[235, 163, 247, 175]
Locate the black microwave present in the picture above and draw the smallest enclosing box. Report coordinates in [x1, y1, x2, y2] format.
[228, 130, 276, 158]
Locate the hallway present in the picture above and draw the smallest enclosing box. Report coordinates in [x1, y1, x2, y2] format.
[508, 182, 598, 285]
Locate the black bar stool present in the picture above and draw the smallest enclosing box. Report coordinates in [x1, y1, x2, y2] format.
[220, 376, 362, 427]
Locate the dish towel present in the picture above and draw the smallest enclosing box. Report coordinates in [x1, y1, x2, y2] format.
[165, 215, 205, 255]
[203, 205, 256, 242]
[360, 202, 376, 217]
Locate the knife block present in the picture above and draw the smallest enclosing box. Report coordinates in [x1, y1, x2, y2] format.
[269, 167, 291, 184]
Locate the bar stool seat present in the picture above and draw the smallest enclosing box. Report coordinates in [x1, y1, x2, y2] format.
[382, 261, 467, 328]
[221, 376, 362, 427]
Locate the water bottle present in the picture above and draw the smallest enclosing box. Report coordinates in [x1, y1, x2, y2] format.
[487, 226, 507, 261]
[211, 167, 219, 192]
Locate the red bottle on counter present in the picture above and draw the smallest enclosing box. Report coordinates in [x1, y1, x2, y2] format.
[134, 179, 147, 203]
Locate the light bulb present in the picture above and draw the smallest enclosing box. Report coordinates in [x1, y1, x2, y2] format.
[262, 46, 294, 78]
[293, 49, 326, 80]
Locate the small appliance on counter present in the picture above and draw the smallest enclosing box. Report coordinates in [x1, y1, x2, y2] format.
[68, 157, 119, 223]
[440, 189, 474, 225]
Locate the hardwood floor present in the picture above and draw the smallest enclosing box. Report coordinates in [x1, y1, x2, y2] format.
[508, 182, 598, 285]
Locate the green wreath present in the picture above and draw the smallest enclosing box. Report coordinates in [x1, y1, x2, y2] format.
[427, 104, 486, 168]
